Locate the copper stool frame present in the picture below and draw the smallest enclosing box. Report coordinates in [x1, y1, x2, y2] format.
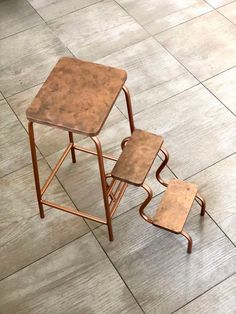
[28, 86, 134, 241]
[138, 160, 206, 254]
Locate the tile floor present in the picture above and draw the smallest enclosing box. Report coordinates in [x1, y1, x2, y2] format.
[0, 0, 236, 313]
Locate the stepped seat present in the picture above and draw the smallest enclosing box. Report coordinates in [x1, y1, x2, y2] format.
[153, 179, 198, 234]
[111, 129, 163, 186]
[139, 178, 206, 254]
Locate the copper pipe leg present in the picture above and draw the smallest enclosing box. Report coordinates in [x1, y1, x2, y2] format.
[122, 85, 135, 133]
[196, 193, 206, 216]
[28, 122, 44, 219]
[91, 136, 113, 241]
[68, 131, 76, 163]
[156, 147, 169, 187]
[139, 183, 153, 224]
[181, 230, 192, 254]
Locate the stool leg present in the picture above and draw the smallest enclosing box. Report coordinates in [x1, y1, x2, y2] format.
[139, 183, 153, 224]
[196, 193, 206, 216]
[28, 122, 44, 219]
[181, 230, 192, 254]
[68, 132, 76, 163]
[91, 136, 113, 241]
[156, 147, 169, 187]
[122, 85, 135, 134]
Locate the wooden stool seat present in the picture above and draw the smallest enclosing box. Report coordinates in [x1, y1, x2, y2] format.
[111, 129, 163, 186]
[153, 179, 198, 233]
[26, 57, 127, 136]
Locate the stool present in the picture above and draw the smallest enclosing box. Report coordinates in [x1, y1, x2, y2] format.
[140, 179, 206, 253]
[26, 57, 137, 241]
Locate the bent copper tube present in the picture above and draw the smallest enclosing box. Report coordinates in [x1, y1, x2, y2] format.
[139, 183, 153, 224]
[156, 147, 169, 187]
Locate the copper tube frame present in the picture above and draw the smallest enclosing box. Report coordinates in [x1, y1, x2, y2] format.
[138, 181, 205, 254]
[156, 147, 169, 187]
[28, 85, 133, 241]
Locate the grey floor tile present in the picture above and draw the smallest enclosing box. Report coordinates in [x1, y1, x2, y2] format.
[0, 24, 71, 97]
[204, 67, 236, 115]
[46, 112, 175, 229]
[188, 154, 236, 245]
[0, 0, 43, 40]
[6, 84, 85, 157]
[218, 1, 236, 24]
[134, 84, 236, 179]
[48, 0, 149, 61]
[116, 73, 198, 117]
[0, 233, 142, 314]
[205, 0, 235, 8]
[156, 11, 236, 81]
[97, 37, 197, 116]
[117, 0, 212, 34]
[176, 274, 236, 314]
[94, 200, 236, 314]
[0, 159, 89, 280]
[28, 0, 102, 21]
[0, 99, 35, 177]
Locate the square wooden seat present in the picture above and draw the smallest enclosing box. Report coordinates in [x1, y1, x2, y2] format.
[26, 57, 127, 136]
[111, 129, 163, 186]
[153, 179, 198, 233]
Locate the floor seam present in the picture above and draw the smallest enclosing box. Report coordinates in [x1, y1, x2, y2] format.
[0, 230, 93, 283]
[185, 151, 236, 181]
[41, 0, 103, 24]
[202, 81, 236, 118]
[171, 272, 236, 313]
[201, 65, 236, 83]
[0, 21, 46, 42]
[91, 231, 145, 313]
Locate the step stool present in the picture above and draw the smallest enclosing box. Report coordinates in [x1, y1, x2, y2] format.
[111, 131, 206, 253]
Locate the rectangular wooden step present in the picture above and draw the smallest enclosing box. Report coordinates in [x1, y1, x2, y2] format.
[111, 129, 163, 186]
[153, 179, 198, 233]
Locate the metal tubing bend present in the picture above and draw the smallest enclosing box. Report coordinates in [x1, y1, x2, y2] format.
[156, 147, 169, 187]
[139, 183, 153, 224]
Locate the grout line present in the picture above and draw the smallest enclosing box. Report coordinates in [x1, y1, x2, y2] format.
[185, 151, 236, 181]
[151, 9, 215, 37]
[44, 0, 103, 23]
[171, 272, 236, 313]
[202, 82, 236, 118]
[153, 37, 236, 119]
[4, 82, 44, 100]
[153, 37, 201, 82]
[115, 104, 130, 121]
[26, 0, 45, 22]
[91, 230, 145, 313]
[216, 0, 236, 8]
[203, 0, 236, 27]
[216, 8, 236, 26]
[0, 230, 92, 282]
[205, 211, 236, 247]
[115, 0, 214, 37]
[0, 22, 46, 42]
[201, 65, 236, 83]
[130, 83, 199, 117]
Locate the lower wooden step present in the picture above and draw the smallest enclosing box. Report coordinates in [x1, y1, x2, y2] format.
[153, 179, 198, 233]
[111, 129, 163, 186]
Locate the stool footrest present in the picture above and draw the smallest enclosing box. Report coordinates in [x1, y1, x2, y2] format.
[111, 129, 163, 186]
[153, 179, 198, 233]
